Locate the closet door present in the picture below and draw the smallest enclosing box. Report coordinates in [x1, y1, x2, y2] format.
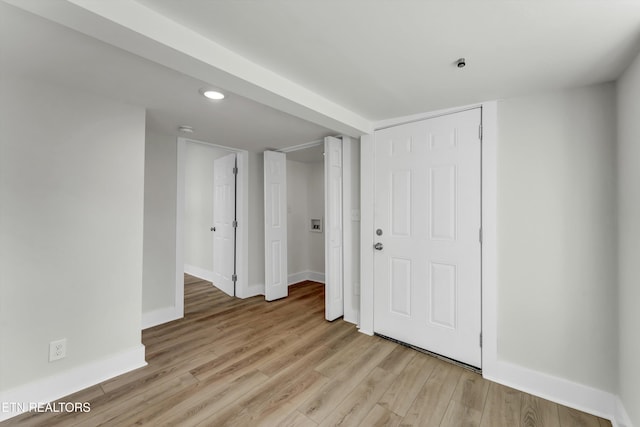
[264, 150, 288, 301]
[324, 136, 344, 320]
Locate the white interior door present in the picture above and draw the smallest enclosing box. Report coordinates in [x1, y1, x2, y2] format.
[264, 151, 288, 301]
[212, 152, 237, 297]
[373, 109, 482, 367]
[324, 136, 344, 321]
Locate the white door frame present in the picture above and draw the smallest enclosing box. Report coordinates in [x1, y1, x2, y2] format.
[360, 101, 497, 374]
[175, 137, 250, 317]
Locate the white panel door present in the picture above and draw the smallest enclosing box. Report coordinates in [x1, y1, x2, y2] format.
[212, 152, 237, 297]
[324, 136, 344, 321]
[373, 109, 482, 367]
[264, 151, 288, 301]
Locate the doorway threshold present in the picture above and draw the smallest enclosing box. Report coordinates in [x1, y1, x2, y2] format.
[375, 333, 481, 374]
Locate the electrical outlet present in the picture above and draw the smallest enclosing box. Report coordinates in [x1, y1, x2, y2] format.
[49, 339, 66, 362]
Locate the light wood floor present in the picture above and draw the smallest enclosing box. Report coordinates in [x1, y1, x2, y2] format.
[3, 275, 611, 426]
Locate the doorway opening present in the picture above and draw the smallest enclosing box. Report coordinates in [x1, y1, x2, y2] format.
[175, 138, 249, 317]
[285, 143, 326, 288]
[264, 136, 360, 324]
[183, 141, 236, 292]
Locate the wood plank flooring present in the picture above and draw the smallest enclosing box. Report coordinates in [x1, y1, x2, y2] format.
[2, 275, 612, 426]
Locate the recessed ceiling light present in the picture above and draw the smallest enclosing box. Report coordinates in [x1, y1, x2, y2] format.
[178, 125, 194, 133]
[201, 89, 225, 100]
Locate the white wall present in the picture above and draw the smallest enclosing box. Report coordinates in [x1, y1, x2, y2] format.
[497, 83, 618, 393]
[143, 130, 177, 313]
[0, 74, 146, 405]
[184, 142, 229, 275]
[287, 160, 311, 277]
[307, 161, 325, 274]
[617, 51, 640, 426]
[286, 159, 325, 282]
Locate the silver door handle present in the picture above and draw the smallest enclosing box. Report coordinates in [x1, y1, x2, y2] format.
[374, 242, 383, 250]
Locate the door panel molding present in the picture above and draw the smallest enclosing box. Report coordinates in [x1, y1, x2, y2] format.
[372, 108, 481, 367]
[264, 150, 288, 301]
[360, 102, 497, 373]
[324, 136, 344, 321]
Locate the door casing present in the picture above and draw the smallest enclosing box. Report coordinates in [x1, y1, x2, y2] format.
[360, 102, 498, 375]
[174, 138, 249, 318]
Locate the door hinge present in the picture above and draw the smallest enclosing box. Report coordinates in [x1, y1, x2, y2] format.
[480, 332, 483, 348]
[479, 124, 483, 142]
[232, 274, 237, 282]
[232, 166, 238, 175]
[479, 228, 483, 244]
[232, 220, 238, 228]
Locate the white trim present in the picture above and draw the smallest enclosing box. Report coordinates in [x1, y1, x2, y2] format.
[615, 397, 633, 427]
[342, 136, 358, 325]
[360, 101, 498, 346]
[183, 264, 214, 282]
[174, 138, 186, 321]
[307, 271, 326, 284]
[141, 305, 182, 330]
[277, 139, 323, 153]
[244, 283, 264, 298]
[0, 345, 146, 422]
[480, 102, 498, 376]
[288, 271, 310, 285]
[288, 270, 326, 285]
[176, 138, 250, 303]
[234, 150, 249, 299]
[359, 101, 498, 349]
[359, 133, 375, 336]
[374, 103, 486, 130]
[485, 360, 624, 427]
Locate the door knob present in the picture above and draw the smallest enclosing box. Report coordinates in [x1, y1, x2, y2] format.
[211, 227, 216, 232]
[374, 242, 383, 250]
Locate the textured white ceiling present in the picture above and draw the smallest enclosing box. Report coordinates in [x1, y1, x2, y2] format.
[4, 0, 640, 152]
[135, 0, 640, 120]
[0, 2, 335, 151]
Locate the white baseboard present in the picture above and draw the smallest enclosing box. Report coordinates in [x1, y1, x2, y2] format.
[0, 345, 146, 422]
[343, 312, 358, 325]
[141, 305, 182, 330]
[308, 271, 325, 283]
[615, 397, 634, 427]
[288, 270, 325, 285]
[485, 360, 632, 427]
[236, 281, 264, 299]
[183, 264, 214, 282]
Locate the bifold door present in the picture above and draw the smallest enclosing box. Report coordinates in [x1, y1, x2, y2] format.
[264, 151, 288, 301]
